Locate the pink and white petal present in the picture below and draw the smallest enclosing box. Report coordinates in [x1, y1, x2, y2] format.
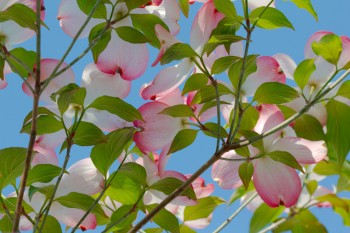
[253, 157, 302, 208]
[22, 59, 75, 103]
[51, 202, 97, 230]
[58, 0, 102, 38]
[212, 150, 243, 189]
[0, 78, 8, 90]
[142, 154, 160, 185]
[82, 63, 131, 104]
[0, 21, 36, 46]
[273, 53, 297, 79]
[141, 59, 193, 100]
[241, 191, 263, 212]
[19, 213, 36, 231]
[184, 214, 212, 229]
[243, 56, 286, 97]
[83, 108, 133, 132]
[155, 88, 185, 106]
[0, 0, 20, 11]
[35, 129, 67, 150]
[96, 31, 149, 80]
[57, 158, 104, 197]
[269, 137, 327, 164]
[307, 57, 335, 89]
[190, 0, 224, 52]
[32, 144, 58, 166]
[215, 42, 244, 59]
[304, 31, 333, 59]
[339, 36, 350, 69]
[248, 0, 275, 11]
[158, 143, 171, 173]
[185, 175, 214, 198]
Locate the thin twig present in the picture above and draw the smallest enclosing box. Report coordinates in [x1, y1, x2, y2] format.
[12, 0, 42, 231]
[258, 218, 287, 233]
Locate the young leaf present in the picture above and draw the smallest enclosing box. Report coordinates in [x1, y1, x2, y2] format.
[337, 80, 350, 99]
[182, 73, 208, 95]
[22, 107, 56, 127]
[168, 129, 198, 154]
[73, 121, 107, 146]
[249, 7, 295, 30]
[238, 162, 254, 189]
[8, 48, 36, 78]
[160, 43, 198, 65]
[150, 177, 197, 200]
[211, 56, 240, 74]
[89, 23, 112, 62]
[108, 176, 142, 204]
[91, 127, 135, 176]
[89, 95, 143, 122]
[253, 82, 299, 104]
[0, 4, 37, 31]
[53, 83, 86, 115]
[0, 147, 27, 190]
[21, 115, 63, 135]
[213, 0, 238, 19]
[159, 104, 195, 118]
[239, 130, 264, 152]
[267, 151, 304, 173]
[294, 59, 316, 90]
[115, 26, 151, 44]
[37, 215, 62, 233]
[290, 0, 318, 21]
[191, 83, 232, 104]
[117, 162, 147, 186]
[228, 55, 258, 90]
[183, 196, 225, 221]
[77, 0, 107, 19]
[203, 35, 245, 56]
[202, 122, 228, 139]
[27, 164, 64, 186]
[146, 204, 180, 233]
[124, 0, 151, 10]
[312, 34, 342, 65]
[249, 203, 284, 233]
[106, 205, 137, 232]
[178, 0, 190, 18]
[293, 114, 325, 141]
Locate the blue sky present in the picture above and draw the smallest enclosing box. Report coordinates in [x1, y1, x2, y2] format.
[1, 0, 350, 232]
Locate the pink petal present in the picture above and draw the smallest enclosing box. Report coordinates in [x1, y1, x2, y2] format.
[96, 30, 149, 80]
[211, 150, 243, 189]
[253, 157, 302, 207]
[82, 63, 131, 104]
[34, 129, 67, 149]
[57, 0, 102, 38]
[154, 88, 185, 106]
[215, 42, 244, 58]
[190, 0, 224, 52]
[185, 175, 214, 198]
[306, 57, 336, 89]
[22, 59, 75, 103]
[254, 104, 284, 134]
[184, 214, 212, 229]
[304, 31, 333, 58]
[51, 202, 97, 230]
[152, 24, 178, 66]
[339, 36, 350, 69]
[0, 78, 8, 89]
[269, 137, 327, 164]
[141, 60, 192, 101]
[31, 144, 58, 166]
[243, 56, 286, 97]
[57, 158, 104, 197]
[273, 53, 297, 79]
[248, 0, 275, 10]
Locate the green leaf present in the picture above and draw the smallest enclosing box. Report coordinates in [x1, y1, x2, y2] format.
[326, 99, 350, 166]
[150, 177, 197, 200]
[27, 164, 63, 186]
[293, 114, 325, 141]
[239, 162, 254, 189]
[37, 215, 62, 233]
[117, 162, 147, 186]
[229, 183, 254, 205]
[144, 228, 163, 233]
[21, 115, 63, 135]
[106, 205, 137, 232]
[8, 48, 36, 78]
[250, 7, 294, 30]
[235, 105, 259, 131]
[191, 83, 232, 104]
[160, 43, 198, 65]
[91, 128, 135, 176]
[0, 148, 27, 190]
[239, 130, 264, 152]
[316, 194, 349, 212]
[250, 203, 284, 233]
[124, 0, 151, 10]
[168, 129, 198, 154]
[0, 215, 12, 232]
[22, 107, 57, 127]
[274, 210, 327, 233]
[213, 0, 238, 19]
[182, 73, 208, 95]
[334, 199, 350, 226]
[313, 161, 340, 176]
[52, 83, 86, 115]
[108, 177, 142, 204]
[211, 17, 242, 38]
[306, 180, 318, 195]
[130, 14, 169, 48]
[211, 56, 240, 74]
[202, 122, 228, 139]
[228, 55, 258, 90]
[178, 0, 189, 17]
[198, 100, 230, 117]
[73, 121, 107, 146]
[89, 95, 143, 122]
[184, 196, 225, 221]
[89, 23, 112, 62]
[312, 34, 342, 65]
[267, 151, 304, 173]
[115, 26, 151, 44]
[160, 104, 195, 118]
[337, 80, 350, 99]
[290, 0, 318, 21]
[294, 59, 316, 90]
[253, 82, 299, 104]
[146, 204, 180, 233]
[55, 192, 107, 223]
[0, 4, 36, 31]
[77, 0, 107, 19]
[203, 35, 245, 56]
[0, 57, 4, 80]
